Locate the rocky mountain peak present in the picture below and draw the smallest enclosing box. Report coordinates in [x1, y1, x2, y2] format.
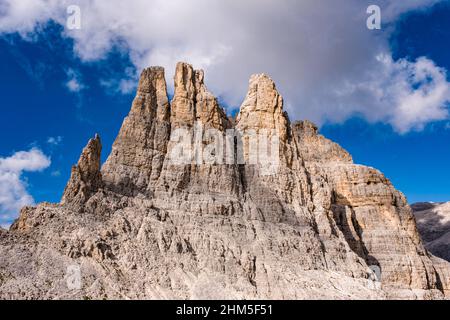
[61, 134, 102, 207]
[236, 73, 290, 143]
[292, 120, 353, 163]
[171, 62, 230, 130]
[136, 66, 165, 93]
[1, 62, 449, 300]
[294, 120, 318, 137]
[101, 66, 171, 194]
[413, 202, 450, 262]
[131, 66, 170, 120]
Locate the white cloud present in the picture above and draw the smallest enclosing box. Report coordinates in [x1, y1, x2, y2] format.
[384, 56, 450, 133]
[328, 54, 450, 133]
[0, 0, 449, 132]
[0, 148, 51, 226]
[47, 135, 63, 146]
[50, 170, 61, 177]
[99, 67, 138, 94]
[65, 68, 85, 92]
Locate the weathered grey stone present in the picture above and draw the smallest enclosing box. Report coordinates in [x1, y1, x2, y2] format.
[413, 202, 450, 262]
[101, 66, 171, 195]
[1, 62, 449, 300]
[61, 134, 102, 209]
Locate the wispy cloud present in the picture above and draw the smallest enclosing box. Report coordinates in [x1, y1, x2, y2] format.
[99, 78, 136, 95]
[99, 66, 137, 95]
[65, 68, 85, 93]
[47, 135, 63, 146]
[50, 170, 61, 177]
[331, 54, 450, 133]
[5, 40, 48, 88]
[0, 148, 51, 226]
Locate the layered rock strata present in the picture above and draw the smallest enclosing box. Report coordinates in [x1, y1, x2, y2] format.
[1, 62, 449, 300]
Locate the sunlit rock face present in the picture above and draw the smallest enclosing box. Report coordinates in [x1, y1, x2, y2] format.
[1, 63, 449, 300]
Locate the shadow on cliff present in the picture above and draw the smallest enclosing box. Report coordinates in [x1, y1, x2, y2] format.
[414, 205, 450, 242]
[330, 194, 381, 276]
[413, 204, 450, 262]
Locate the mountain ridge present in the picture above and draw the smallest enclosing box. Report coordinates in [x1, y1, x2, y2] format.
[412, 201, 450, 263]
[0, 62, 449, 300]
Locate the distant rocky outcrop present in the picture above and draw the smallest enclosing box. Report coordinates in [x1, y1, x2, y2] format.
[1, 62, 449, 300]
[413, 202, 450, 263]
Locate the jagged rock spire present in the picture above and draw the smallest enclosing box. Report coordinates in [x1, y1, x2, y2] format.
[101, 66, 171, 194]
[131, 66, 170, 120]
[234, 73, 291, 166]
[236, 73, 290, 142]
[101, 63, 232, 195]
[170, 62, 196, 128]
[2, 62, 450, 300]
[171, 62, 231, 130]
[61, 134, 102, 206]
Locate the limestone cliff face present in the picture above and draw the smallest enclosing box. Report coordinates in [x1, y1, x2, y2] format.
[1, 63, 449, 300]
[101, 66, 171, 194]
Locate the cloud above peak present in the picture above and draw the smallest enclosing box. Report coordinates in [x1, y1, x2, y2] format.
[0, 0, 449, 133]
[0, 148, 51, 227]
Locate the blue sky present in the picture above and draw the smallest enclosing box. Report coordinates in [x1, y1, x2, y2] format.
[0, 1, 449, 226]
[322, 1, 450, 203]
[0, 27, 136, 208]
